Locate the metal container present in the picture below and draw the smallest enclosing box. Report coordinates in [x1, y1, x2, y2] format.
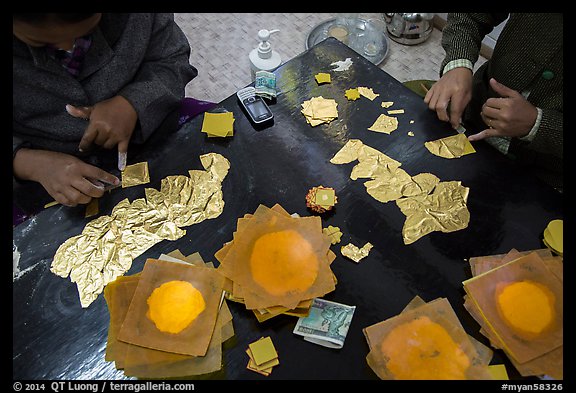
[307, 17, 389, 65]
[384, 13, 434, 45]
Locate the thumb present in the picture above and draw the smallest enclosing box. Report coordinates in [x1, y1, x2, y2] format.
[489, 78, 518, 98]
[66, 104, 93, 120]
[467, 128, 498, 142]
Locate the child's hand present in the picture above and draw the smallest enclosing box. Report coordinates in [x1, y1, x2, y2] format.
[13, 149, 120, 207]
[66, 95, 137, 171]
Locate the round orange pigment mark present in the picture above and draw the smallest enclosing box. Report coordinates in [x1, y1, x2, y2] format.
[380, 316, 470, 380]
[249, 229, 319, 296]
[146, 280, 206, 334]
[495, 280, 555, 339]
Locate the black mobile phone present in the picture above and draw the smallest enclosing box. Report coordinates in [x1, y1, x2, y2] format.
[237, 86, 274, 124]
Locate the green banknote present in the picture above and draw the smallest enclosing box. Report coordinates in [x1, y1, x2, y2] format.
[293, 298, 355, 349]
[255, 70, 277, 99]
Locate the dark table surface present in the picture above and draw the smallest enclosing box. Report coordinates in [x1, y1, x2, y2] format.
[13, 38, 563, 381]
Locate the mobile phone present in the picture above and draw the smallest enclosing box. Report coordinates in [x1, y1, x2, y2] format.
[237, 86, 274, 124]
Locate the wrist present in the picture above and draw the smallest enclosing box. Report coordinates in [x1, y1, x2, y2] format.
[442, 59, 474, 76]
[13, 148, 36, 181]
[519, 107, 542, 142]
[13, 148, 56, 183]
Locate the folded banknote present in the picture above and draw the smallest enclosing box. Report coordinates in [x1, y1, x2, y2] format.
[293, 298, 355, 349]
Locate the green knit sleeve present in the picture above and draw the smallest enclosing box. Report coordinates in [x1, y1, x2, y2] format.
[440, 13, 509, 76]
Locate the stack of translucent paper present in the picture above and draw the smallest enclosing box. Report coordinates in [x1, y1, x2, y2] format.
[215, 203, 337, 322]
[104, 250, 233, 378]
[363, 296, 494, 380]
[464, 248, 563, 379]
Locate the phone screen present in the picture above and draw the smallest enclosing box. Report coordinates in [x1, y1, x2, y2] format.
[247, 99, 271, 118]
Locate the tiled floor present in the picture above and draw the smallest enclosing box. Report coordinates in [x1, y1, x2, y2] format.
[175, 13, 487, 103]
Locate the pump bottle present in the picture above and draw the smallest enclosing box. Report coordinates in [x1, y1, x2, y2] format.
[249, 29, 282, 78]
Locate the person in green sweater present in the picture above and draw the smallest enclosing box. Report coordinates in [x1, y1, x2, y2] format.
[424, 13, 562, 192]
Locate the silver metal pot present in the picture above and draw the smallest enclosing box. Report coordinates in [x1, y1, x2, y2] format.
[384, 13, 434, 45]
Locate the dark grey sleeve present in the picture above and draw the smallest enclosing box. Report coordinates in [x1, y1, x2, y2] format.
[118, 13, 198, 142]
[440, 13, 509, 75]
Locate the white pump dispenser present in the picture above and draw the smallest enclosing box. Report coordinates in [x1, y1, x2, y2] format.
[249, 29, 282, 78]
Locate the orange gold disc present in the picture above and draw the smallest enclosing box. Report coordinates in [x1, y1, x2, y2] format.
[249, 229, 320, 296]
[146, 280, 206, 334]
[495, 280, 555, 339]
[380, 316, 471, 380]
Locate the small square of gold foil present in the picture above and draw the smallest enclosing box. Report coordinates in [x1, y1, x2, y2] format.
[122, 162, 150, 188]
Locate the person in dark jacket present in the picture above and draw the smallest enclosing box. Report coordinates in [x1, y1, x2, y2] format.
[13, 13, 198, 211]
[424, 13, 562, 192]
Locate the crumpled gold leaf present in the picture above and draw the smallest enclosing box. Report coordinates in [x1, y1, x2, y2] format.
[357, 87, 380, 101]
[50, 153, 230, 308]
[364, 166, 414, 203]
[122, 162, 150, 188]
[396, 181, 470, 245]
[424, 133, 476, 159]
[341, 242, 373, 263]
[329, 139, 364, 164]
[368, 114, 399, 134]
[330, 139, 470, 245]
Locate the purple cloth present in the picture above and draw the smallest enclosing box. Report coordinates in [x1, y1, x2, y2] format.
[13, 204, 30, 227]
[46, 35, 92, 77]
[178, 97, 217, 126]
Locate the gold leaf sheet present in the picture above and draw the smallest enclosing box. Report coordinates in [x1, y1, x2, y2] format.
[396, 181, 470, 245]
[330, 139, 470, 244]
[345, 88, 360, 101]
[357, 86, 379, 100]
[323, 225, 343, 244]
[301, 96, 338, 126]
[341, 242, 373, 263]
[367, 114, 399, 134]
[121, 162, 150, 188]
[424, 133, 476, 159]
[50, 153, 229, 308]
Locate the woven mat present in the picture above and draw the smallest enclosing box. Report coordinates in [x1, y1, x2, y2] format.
[175, 13, 486, 103]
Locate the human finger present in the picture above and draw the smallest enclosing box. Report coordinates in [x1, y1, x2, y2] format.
[479, 112, 496, 129]
[481, 104, 500, 122]
[448, 100, 466, 130]
[468, 128, 499, 142]
[78, 123, 99, 152]
[66, 104, 93, 120]
[489, 78, 519, 98]
[57, 187, 92, 207]
[118, 150, 127, 171]
[82, 164, 121, 189]
[426, 89, 450, 122]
